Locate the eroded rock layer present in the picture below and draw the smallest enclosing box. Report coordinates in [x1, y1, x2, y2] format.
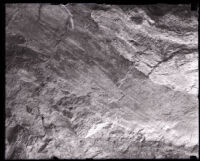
[5, 4, 198, 159]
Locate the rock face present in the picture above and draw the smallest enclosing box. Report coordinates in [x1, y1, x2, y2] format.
[5, 3, 198, 159]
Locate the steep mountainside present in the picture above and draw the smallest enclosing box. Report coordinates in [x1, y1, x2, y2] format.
[5, 4, 198, 159]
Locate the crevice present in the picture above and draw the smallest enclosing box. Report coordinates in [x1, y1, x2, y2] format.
[147, 48, 182, 76]
[38, 138, 52, 153]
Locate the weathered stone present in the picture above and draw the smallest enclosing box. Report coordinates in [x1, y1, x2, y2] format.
[5, 3, 198, 159]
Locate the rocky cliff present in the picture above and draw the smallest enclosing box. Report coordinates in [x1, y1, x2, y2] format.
[5, 3, 198, 159]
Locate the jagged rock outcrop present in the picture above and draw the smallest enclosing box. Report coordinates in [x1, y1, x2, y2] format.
[5, 3, 198, 159]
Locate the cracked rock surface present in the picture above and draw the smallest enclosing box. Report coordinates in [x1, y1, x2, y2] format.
[5, 3, 198, 159]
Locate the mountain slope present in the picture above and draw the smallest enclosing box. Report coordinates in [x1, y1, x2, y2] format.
[5, 3, 198, 159]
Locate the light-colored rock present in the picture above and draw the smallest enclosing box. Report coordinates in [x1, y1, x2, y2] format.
[5, 3, 198, 159]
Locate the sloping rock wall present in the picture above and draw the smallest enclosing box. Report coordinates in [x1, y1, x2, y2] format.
[5, 3, 198, 159]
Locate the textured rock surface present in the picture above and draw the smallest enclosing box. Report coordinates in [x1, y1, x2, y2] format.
[5, 4, 198, 159]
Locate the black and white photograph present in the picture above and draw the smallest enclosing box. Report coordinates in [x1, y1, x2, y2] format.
[5, 2, 199, 159]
